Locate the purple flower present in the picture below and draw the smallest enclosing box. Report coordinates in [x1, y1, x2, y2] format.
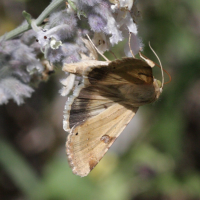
[81, 0, 102, 6]
[88, 14, 106, 32]
[0, 77, 34, 105]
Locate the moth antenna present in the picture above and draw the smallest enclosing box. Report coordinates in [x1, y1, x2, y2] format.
[139, 52, 171, 84]
[163, 69, 171, 85]
[148, 42, 164, 89]
[109, 50, 118, 59]
[129, 32, 135, 58]
[86, 34, 110, 62]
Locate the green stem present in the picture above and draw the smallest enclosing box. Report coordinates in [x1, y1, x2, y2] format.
[0, 0, 66, 41]
[0, 138, 43, 199]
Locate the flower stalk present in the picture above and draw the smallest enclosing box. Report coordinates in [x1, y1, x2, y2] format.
[0, 0, 66, 41]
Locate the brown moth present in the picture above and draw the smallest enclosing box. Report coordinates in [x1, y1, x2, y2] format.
[62, 41, 163, 177]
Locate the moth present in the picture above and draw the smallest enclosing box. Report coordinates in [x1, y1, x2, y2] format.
[62, 37, 164, 177]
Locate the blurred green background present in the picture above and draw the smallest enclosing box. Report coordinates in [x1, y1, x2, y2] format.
[0, 0, 200, 200]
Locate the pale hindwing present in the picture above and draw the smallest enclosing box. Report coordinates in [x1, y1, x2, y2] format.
[66, 102, 138, 177]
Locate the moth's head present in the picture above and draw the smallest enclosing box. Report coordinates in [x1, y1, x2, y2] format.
[153, 78, 163, 100]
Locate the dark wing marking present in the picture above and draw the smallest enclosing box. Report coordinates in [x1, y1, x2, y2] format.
[85, 57, 157, 107]
[88, 57, 153, 85]
[69, 85, 117, 129]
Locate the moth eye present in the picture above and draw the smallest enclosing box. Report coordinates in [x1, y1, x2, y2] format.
[156, 80, 162, 88]
[98, 40, 101, 45]
[36, 39, 39, 42]
[75, 132, 78, 135]
[102, 40, 105, 44]
[44, 36, 47, 39]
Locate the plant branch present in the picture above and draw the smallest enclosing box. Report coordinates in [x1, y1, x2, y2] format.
[0, 0, 66, 41]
